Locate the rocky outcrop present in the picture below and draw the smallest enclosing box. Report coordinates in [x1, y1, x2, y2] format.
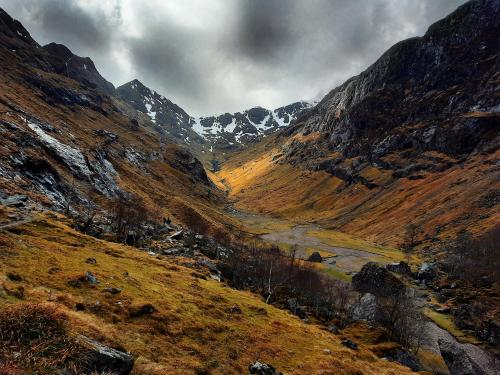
[438, 338, 483, 375]
[352, 262, 405, 297]
[77, 335, 134, 375]
[280, 0, 500, 178]
[348, 293, 378, 322]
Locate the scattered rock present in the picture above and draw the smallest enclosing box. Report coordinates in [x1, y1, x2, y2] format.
[248, 360, 282, 375]
[85, 257, 97, 265]
[6, 272, 22, 281]
[103, 287, 122, 295]
[76, 335, 134, 375]
[162, 247, 183, 256]
[385, 349, 423, 372]
[128, 304, 155, 318]
[341, 339, 358, 350]
[438, 338, 482, 375]
[307, 251, 323, 263]
[85, 271, 99, 285]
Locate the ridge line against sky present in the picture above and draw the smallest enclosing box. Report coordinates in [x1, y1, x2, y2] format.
[1, 0, 465, 116]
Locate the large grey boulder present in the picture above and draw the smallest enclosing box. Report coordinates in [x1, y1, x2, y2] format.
[348, 293, 378, 321]
[248, 361, 282, 375]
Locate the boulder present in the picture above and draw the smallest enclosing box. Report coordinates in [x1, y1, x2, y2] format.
[417, 262, 436, 282]
[103, 287, 122, 295]
[348, 293, 378, 322]
[248, 361, 282, 375]
[307, 251, 323, 263]
[85, 271, 99, 285]
[77, 335, 134, 375]
[352, 262, 405, 297]
[385, 349, 423, 372]
[341, 338, 358, 350]
[438, 338, 482, 375]
[287, 298, 307, 319]
[170, 230, 183, 240]
[386, 261, 411, 275]
[327, 324, 339, 334]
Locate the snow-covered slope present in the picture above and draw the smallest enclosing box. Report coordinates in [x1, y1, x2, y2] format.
[191, 102, 312, 147]
[116, 79, 312, 152]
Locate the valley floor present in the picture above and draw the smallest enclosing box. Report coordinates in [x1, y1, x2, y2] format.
[228, 209, 403, 281]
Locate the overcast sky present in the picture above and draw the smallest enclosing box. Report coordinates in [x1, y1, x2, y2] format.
[1, 0, 465, 115]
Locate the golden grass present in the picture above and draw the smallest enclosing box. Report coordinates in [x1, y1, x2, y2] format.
[216, 136, 500, 247]
[306, 230, 403, 262]
[0, 213, 411, 374]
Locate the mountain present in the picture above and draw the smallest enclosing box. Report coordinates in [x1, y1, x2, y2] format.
[0, 7, 417, 375]
[0, 7, 236, 241]
[217, 0, 500, 246]
[281, 0, 499, 175]
[191, 101, 312, 149]
[117, 79, 312, 153]
[43, 42, 115, 95]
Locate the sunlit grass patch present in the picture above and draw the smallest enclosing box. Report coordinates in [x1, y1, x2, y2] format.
[307, 229, 403, 261]
[424, 308, 479, 344]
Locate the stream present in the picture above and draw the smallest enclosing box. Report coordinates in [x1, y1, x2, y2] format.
[230, 209, 498, 374]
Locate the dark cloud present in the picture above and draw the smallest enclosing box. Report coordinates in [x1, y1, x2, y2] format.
[0, 0, 466, 115]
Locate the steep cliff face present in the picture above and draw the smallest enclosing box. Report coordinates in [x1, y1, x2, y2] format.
[281, 0, 499, 180]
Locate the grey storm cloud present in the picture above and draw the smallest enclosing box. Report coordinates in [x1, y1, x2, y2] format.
[0, 0, 466, 115]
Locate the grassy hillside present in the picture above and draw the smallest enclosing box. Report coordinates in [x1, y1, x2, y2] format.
[0, 212, 411, 374]
[216, 134, 500, 247]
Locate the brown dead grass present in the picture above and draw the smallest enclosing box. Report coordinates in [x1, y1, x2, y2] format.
[0, 213, 412, 374]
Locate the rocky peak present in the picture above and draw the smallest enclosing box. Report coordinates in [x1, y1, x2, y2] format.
[42, 42, 115, 95]
[191, 101, 312, 149]
[0, 8, 37, 45]
[117, 79, 191, 130]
